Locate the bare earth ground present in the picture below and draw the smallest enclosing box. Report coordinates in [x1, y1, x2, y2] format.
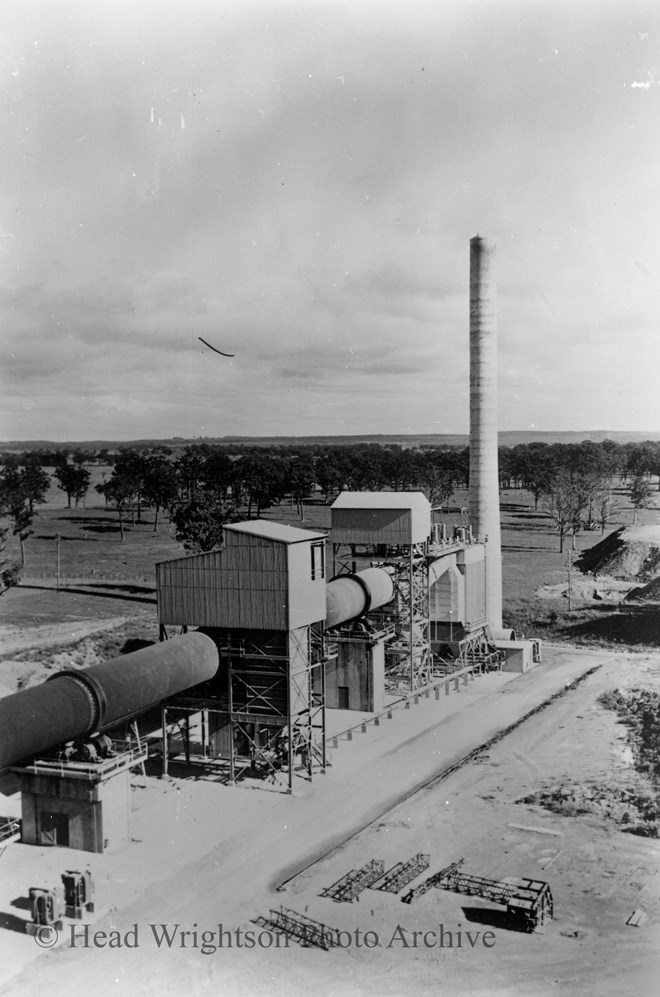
[0, 648, 659, 997]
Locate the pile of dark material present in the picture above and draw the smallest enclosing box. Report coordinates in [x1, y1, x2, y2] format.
[577, 527, 660, 581]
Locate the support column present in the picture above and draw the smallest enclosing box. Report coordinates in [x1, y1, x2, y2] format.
[161, 704, 168, 777]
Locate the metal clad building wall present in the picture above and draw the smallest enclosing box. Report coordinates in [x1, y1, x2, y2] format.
[287, 541, 327, 629]
[330, 493, 431, 545]
[429, 564, 465, 624]
[463, 559, 487, 628]
[331, 507, 413, 546]
[157, 541, 289, 630]
[228, 533, 289, 630]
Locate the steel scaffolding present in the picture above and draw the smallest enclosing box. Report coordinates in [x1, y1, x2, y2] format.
[162, 624, 328, 793]
[332, 541, 432, 693]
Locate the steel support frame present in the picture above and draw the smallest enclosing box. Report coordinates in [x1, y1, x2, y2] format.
[331, 541, 432, 694]
[160, 625, 327, 793]
[457, 627, 505, 671]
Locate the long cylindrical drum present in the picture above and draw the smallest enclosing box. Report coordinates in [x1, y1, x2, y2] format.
[325, 567, 394, 629]
[0, 632, 219, 770]
[0, 677, 98, 772]
[59, 630, 219, 729]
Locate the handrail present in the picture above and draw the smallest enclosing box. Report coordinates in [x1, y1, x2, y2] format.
[326, 662, 484, 744]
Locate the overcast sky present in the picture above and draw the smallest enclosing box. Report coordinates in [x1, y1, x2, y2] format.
[1, 1, 659, 441]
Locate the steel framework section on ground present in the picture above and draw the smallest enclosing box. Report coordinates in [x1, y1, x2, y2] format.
[320, 859, 386, 902]
[400, 859, 466, 904]
[373, 853, 431, 893]
[267, 906, 339, 949]
[432, 860, 554, 931]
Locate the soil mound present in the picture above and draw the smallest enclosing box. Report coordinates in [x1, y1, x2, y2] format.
[626, 575, 660, 602]
[518, 783, 658, 835]
[576, 525, 660, 580]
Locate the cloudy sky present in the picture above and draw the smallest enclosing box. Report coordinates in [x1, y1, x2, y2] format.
[2, 1, 659, 441]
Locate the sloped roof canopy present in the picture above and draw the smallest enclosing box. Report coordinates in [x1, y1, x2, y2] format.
[225, 520, 326, 544]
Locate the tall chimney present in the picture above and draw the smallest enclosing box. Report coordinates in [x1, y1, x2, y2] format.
[469, 235, 502, 629]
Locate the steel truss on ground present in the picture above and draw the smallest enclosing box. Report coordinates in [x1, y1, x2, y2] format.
[401, 859, 466, 904]
[265, 906, 339, 949]
[373, 853, 430, 893]
[320, 859, 385, 902]
[403, 857, 554, 932]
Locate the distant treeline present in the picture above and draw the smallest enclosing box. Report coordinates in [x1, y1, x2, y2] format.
[2, 439, 659, 563]
[1, 437, 660, 486]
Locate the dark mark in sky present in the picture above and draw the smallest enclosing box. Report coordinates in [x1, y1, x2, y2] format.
[198, 337, 235, 358]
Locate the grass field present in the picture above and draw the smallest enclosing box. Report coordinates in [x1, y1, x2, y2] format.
[1, 474, 658, 649]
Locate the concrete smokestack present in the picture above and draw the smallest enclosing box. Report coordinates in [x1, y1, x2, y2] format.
[469, 235, 502, 629]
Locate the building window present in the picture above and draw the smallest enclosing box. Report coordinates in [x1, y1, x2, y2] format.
[311, 542, 325, 581]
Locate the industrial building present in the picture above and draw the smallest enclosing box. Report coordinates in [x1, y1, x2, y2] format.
[0, 235, 539, 853]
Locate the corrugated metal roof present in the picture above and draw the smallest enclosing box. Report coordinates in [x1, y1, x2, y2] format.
[331, 491, 431, 512]
[225, 519, 327, 544]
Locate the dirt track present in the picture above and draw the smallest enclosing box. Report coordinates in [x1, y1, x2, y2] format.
[0, 618, 132, 658]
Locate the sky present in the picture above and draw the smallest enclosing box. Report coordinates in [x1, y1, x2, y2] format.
[1, 0, 659, 441]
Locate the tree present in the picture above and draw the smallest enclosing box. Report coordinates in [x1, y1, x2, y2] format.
[0, 523, 20, 595]
[594, 486, 618, 535]
[96, 476, 135, 541]
[171, 494, 237, 552]
[418, 451, 457, 511]
[235, 453, 287, 517]
[112, 450, 150, 523]
[382, 448, 421, 491]
[284, 455, 316, 518]
[540, 470, 585, 553]
[630, 475, 654, 525]
[511, 443, 557, 508]
[315, 448, 350, 501]
[9, 499, 33, 565]
[1, 456, 50, 515]
[563, 442, 616, 529]
[349, 445, 388, 491]
[143, 456, 178, 533]
[498, 446, 514, 489]
[200, 447, 234, 498]
[54, 456, 90, 508]
[21, 461, 51, 514]
[175, 447, 206, 502]
[0, 461, 35, 566]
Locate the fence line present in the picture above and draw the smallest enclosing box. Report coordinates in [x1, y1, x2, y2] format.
[20, 572, 154, 584]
